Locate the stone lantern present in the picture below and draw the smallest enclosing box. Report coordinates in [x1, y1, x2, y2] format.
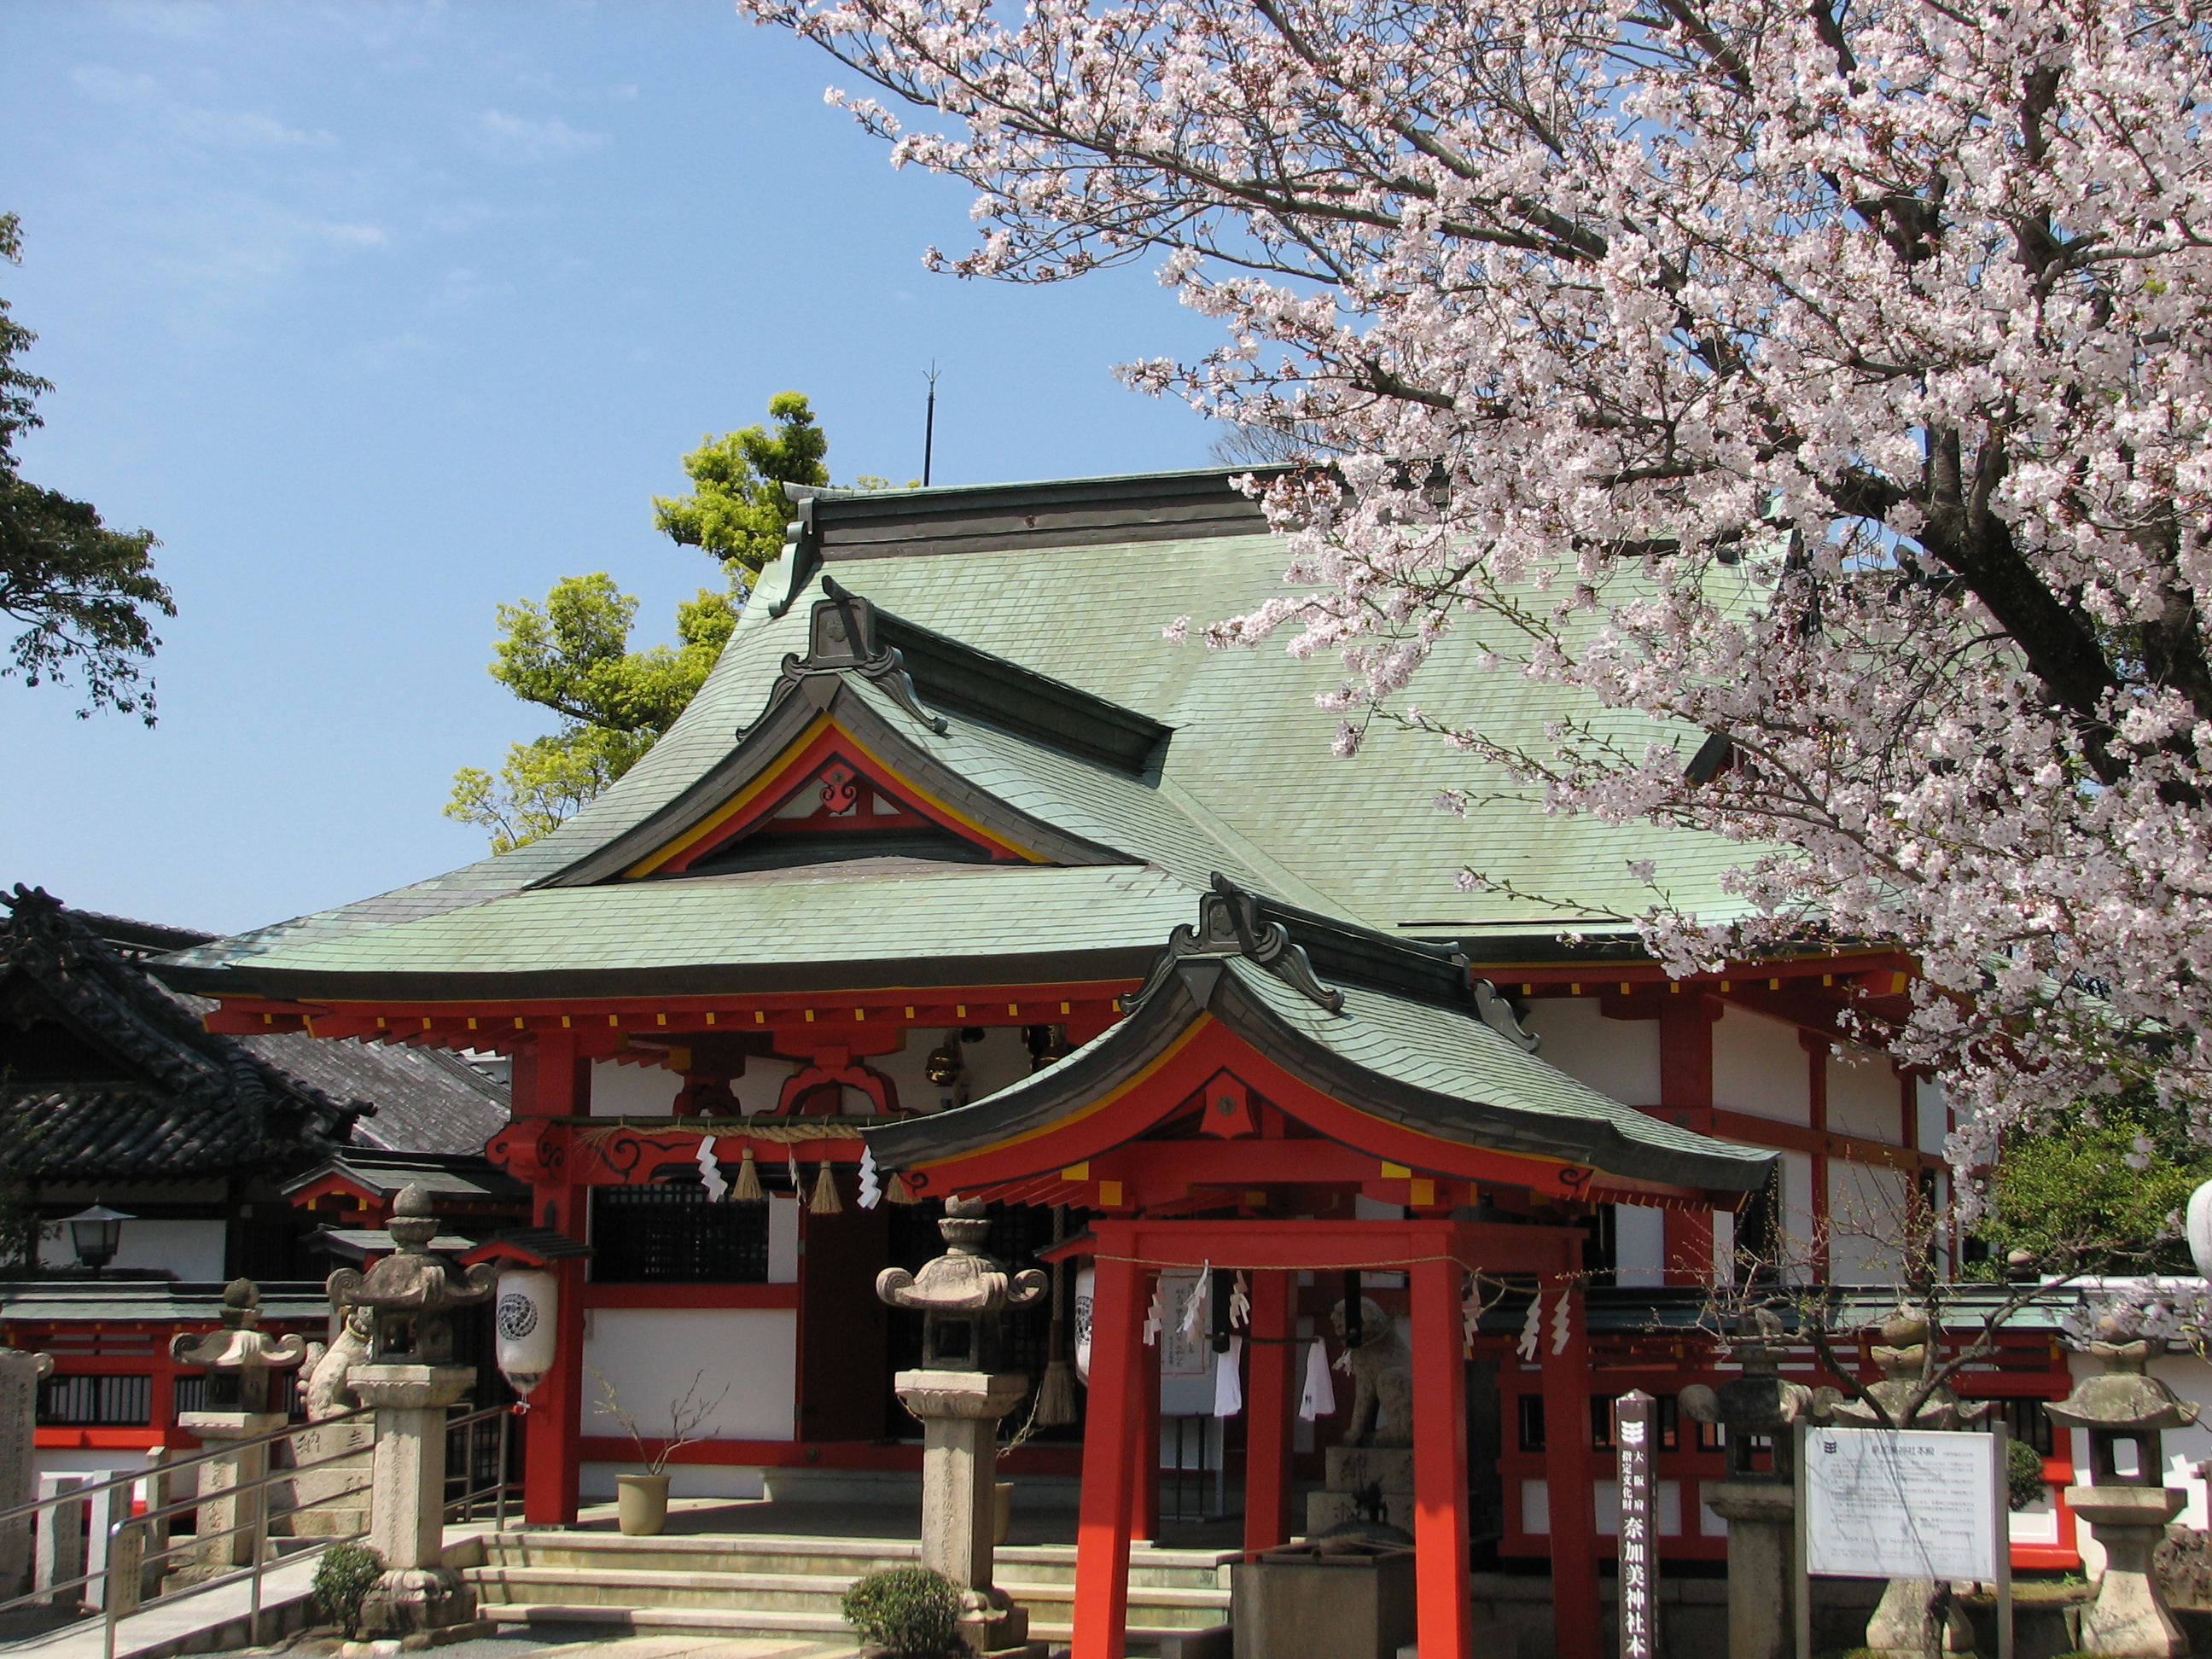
[325, 1185, 497, 1642]
[168, 1279, 309, 1580]
[876, 1196, 1047, 1654]
[1682, 1308, 1818, 1659]
[1820, 1307, 1988, 1659]
[2047, 1313, 2200, 1658]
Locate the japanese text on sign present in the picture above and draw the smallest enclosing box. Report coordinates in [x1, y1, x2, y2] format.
[1802, 1428, 2001, 1580]
[1616, 1391, 1658, 1659]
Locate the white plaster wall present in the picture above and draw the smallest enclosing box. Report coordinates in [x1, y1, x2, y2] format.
[1779, 1150, 1816, 1280]
[581, 1307, 796, 1442]
[1916, 1076, 1951, 1157]
[1518, 1479, 1684, 1536]
[1520, 999, 1661, 1106]
[1827, 1044, 1902, 1144]
[1614, 1205, 1668, 1288]
[1712, 1209, 1736, 1280]
[730, 1058, 793, 1115]
[38, 1219, 226, 1281]
[768, 1195, 799, 1284]
[590, 1057, 681, 1116]
[1826, 1161, 1911, 1284]
[581, 1462, 766, 1501]
[1714, 1007, 1811, 1125]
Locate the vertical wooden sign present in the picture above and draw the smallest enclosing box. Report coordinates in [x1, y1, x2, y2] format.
[1615, 1389, 1659, 1659]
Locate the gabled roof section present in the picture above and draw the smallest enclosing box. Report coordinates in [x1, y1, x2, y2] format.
[546, 583, 1163, 886]
[865, 879, 1776, 1202]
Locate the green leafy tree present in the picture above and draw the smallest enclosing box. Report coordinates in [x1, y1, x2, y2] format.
[652, 391, 829, 590]
[448, 393, 848, 853]
[1968, 1097, 2212, 1278]
[0, 213, 172, 722]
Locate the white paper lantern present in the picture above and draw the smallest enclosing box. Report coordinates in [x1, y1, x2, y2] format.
[494, 1268, 558, 1397]
[1074, 1266, 1095, 1384]
[2188, 1180, 2212, 1282]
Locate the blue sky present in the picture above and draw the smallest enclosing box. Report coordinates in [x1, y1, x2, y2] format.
[2, 1, 1225, 934]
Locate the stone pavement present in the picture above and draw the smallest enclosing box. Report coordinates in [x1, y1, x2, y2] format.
[248, 1633, 862, 1659]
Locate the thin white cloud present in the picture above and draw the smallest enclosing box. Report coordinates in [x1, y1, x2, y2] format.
[171, 108, 336, 148]
[72, 64, 160, 102]
[472, 109, 608, 166]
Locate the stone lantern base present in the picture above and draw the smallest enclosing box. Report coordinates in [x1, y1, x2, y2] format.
[2068, 1485, 2189, 1658]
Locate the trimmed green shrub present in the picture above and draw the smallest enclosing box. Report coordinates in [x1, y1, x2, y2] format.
[840, 1565, 963, 1656]
[311, 1540, 386, 1634]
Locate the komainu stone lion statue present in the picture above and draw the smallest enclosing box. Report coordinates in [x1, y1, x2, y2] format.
[1330, 1295, 1412, 1447]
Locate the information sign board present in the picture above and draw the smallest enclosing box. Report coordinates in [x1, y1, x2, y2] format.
[1802, 1426, 2001, 1580]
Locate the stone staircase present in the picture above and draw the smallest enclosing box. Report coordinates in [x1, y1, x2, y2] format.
[457, 1529, 1234, 1656]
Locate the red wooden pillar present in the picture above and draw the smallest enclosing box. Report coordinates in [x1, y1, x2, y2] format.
[1541, 1272, 1600, 1659]
[1131, 1285, 1161, 1544]
[1659, 993, 1717, 1284]
[525, 1237, 586, 1524]
[510, 1032, 589, 1526]
[1243, 1269, 1295, 1555]
[1074, 1252, 1145, 1659]
[1410, 1254, 1472, 1659]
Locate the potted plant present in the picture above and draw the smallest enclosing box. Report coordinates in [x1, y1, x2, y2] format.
[590, 1367, 731, 1536]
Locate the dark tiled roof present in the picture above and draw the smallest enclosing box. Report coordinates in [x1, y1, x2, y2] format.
[282, 1148, 527, 1203]
[1, 888, 506, 1179]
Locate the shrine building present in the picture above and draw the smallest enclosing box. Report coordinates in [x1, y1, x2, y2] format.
[147, 469, 2098, 1653]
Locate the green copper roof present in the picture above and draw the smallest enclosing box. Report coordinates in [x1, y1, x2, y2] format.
[160, 469, 1747, 996]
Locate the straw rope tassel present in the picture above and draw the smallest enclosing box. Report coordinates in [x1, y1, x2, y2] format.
[810, 1161, 844, 1215]
[730, 1144, 764, 1202]
[1034, 1203, 1078, 1427]
[886, 1171, 919, 1205]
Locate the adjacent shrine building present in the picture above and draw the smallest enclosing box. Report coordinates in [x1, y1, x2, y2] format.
[151, 469, 2091, 1650]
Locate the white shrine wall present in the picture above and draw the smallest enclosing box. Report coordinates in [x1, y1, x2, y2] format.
[1520, 998, 1660, 1106]
[36, 1219, 225, 1283]
[1714, 1005, 1811, 1124]
[579, 1307, 795, 1500]
[1826, 1042, 1903, 1143]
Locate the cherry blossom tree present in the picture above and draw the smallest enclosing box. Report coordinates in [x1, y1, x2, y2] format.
[745, 0, 2212, 1187]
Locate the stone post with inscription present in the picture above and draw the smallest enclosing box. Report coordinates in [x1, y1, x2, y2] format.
[2047, 1314, 2198, 1659]
[1682, 1310, 1816, 1659]
[0, 1348, 54, 1594]
[1615, 1390, 1659, 1659]
[876, 1196, 1047, 1655]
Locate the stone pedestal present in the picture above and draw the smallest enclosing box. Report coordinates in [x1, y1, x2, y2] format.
[1863, 1577, 1972, 1659]
[895, 1368, 1032, 1654]
[1306, 1446, 1415, 1536]
[1705, 1481, 1796, 1659]
[0, 1349, 53, 1596]
[170, 1412, 286, 1585]
[348, 1364, 480, 1645]
[2069, 1485, 2189, 1657]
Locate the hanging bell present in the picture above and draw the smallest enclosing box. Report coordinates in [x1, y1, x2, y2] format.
[925, 1032, 963, 1087]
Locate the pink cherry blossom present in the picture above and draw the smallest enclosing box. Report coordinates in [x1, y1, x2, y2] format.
[747, 0, 2212, 1199]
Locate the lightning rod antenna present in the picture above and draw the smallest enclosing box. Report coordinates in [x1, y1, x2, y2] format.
[923, 363, 939, 487]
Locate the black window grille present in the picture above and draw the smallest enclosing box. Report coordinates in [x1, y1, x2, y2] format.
[591, 1185, 769, 1283]
[38, 1375, 149, 1427]
[1517, 1394, 1546, 1452]
[171, 1371, 309, 1421]
[1972, 1396, 2056, 1457]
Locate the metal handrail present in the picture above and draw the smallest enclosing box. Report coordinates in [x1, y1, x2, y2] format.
[0, 1395, 518, 1659]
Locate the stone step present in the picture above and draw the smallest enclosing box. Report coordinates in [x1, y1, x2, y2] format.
[476, 1532, 1231, 1591]
[480, 1599, 1212, 1656]
[465, 1563, 1229, 1628]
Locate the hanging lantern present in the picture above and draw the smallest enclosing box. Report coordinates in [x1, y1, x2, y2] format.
[494, 1268, 559, 1398]
[2189, 1179, 2212, 1279]
[925, 1033, 963, 1087]
[1074, 1265, 1096, 1383]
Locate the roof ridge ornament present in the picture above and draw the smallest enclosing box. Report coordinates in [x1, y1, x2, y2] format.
[744, 577, 950, 738]
[1471, 981, 1540, 1053]
[1130, 874, 1346, 1015]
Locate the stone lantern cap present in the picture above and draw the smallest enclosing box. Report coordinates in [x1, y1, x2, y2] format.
[1683, 1307, 1817, 1435]
[876, 1196, 1046, 1374]
[169, 1278, 309, 1373]
[327, 1184, 496, 1365]
[876, 1196, 1049, 1318]
[2048, 1338, 2203, 1435]
[1821, 1303, 1986, 1431]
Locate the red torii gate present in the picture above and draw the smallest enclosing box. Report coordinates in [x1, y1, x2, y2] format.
[865, 882, 1775, 1659]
